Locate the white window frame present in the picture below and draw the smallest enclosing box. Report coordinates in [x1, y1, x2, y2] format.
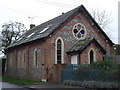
[55, 37, 64, 64]
[72, 23, 87, 40]
[88, 48, 96, 64]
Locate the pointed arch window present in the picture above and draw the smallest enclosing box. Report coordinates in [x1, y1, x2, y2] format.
[57, 39, 62, 64]
[34, 49, 38, 67]
[88, 48, 96, 64]
[55, 37, 64, 64]
[22, 51, 26, 67]
[90, 50, 94, 64]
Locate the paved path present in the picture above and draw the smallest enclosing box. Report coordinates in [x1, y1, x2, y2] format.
[25, 83, 77, 88]
[1, 82, 22, 88]
[1, 82, 91, 90]
[0, 82, 29, 90]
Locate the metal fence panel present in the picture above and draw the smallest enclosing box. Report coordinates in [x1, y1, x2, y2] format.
[61, 64, 120, 83]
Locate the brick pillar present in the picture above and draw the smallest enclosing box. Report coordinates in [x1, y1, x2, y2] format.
[53, 64, 66, 83]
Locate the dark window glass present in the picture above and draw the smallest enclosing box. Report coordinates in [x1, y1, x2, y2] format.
[23, 52, 26, 62]
[77, 24, 81, 30]
[80, 30, 85, 34]
[77, 33, 81, 38]
[74, 29, 78, 33]
[90, 50, 94, 64]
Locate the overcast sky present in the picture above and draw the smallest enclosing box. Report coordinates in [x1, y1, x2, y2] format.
[0, 0, 119, 44]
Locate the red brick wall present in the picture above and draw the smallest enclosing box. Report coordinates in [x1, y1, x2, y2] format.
[52, 64, 66, 83]
[6, 10, 112, 81]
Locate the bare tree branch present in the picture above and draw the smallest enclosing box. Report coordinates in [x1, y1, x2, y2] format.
[90, 9, 112, 38]
[91, 9, 112, 29]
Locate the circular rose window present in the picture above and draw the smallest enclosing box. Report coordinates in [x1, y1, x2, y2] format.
[72, 23, 87, 40]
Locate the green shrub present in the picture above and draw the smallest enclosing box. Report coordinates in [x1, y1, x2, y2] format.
[90, 60, 114, 70]
[77, 64, 92, 71]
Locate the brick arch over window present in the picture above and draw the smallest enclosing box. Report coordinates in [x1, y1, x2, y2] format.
[55, 37, 64, 64]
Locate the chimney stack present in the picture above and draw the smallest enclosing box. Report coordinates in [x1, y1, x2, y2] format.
[62, 12, 65, 14]
[30, 24, 35, 29]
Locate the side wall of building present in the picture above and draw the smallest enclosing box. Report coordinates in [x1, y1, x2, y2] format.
[6, 40, 46, 81]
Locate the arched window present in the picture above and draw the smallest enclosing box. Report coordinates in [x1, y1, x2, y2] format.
[34, 49, 38, 67]
[90, 50, 94, 64]
[55, 37, 64, 64]
[88, 48, 96, 64]
[22, 51, 26, 67]
[57, 39, 62, 64]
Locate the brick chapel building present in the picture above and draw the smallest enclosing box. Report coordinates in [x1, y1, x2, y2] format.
[5, 5, 114, 82]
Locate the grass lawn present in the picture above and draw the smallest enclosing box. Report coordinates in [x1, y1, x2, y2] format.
[2, 76, 45, 85]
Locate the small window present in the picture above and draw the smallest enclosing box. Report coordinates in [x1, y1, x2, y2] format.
[72, 23, 87, 40]
[23, 52, 26, 63]
[18, 51, 21, 68]
[34, 49, 38, 67]
[22, 51, 26, 66]
[10, 53, 13, 68]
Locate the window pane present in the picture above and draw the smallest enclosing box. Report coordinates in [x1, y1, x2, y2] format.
[57, 61, 61, 64]
[57, 50, 61, 54]
[57, 39, 62, 64]
[57, 55, 61, 60]
[34, 50, 37, 67]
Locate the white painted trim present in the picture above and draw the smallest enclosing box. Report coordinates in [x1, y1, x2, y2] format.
[55, 37, 64, 64]
[88, 48, 96, 64]
[72, 23, 87, 40]
[34, 48, 38, 67]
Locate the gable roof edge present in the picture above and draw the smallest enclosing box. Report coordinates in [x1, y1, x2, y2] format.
[67, 38, 106, 55]
[80, 5, 114, 46]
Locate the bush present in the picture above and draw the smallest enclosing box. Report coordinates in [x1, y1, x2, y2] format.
[63, 80, 119, 88]
[91, 60, 112, 70]
[77, 59, 119, 71]
[90, 59, 117, 71]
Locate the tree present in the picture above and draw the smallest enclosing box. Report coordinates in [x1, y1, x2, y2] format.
[91, 9, 112, 29]
[1, 21, 27, 52]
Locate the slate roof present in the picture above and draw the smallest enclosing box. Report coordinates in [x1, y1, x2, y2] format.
[66, 38, 106, 55]
[6, 5, 113, 49]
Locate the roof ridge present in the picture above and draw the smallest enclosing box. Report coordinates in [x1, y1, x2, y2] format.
[6, 4, 113, 50]
[36, 5, 81, 28]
